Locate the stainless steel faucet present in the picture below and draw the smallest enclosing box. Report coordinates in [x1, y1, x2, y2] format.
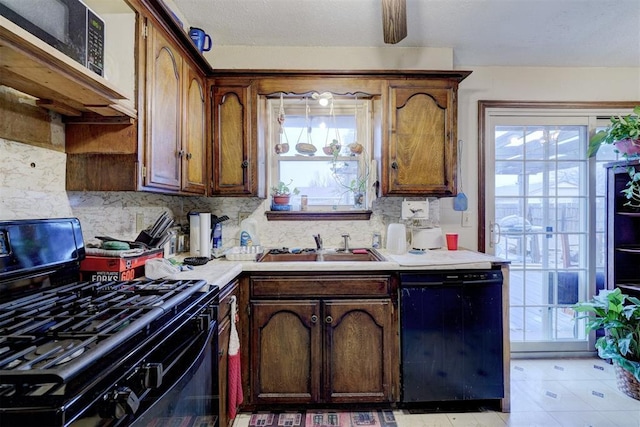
[313, 234, 324, 261]
[341, 234, 350, 252]
[313, 234, 323, 251]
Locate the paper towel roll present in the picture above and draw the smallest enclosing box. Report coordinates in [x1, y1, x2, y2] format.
[199, 213, 211, 258]
[189, 212, 200, 256]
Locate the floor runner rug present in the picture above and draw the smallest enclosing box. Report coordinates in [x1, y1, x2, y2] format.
[249, 410, 397, 427]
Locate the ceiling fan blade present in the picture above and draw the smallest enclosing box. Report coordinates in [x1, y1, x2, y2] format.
[382, 0, 407, 44]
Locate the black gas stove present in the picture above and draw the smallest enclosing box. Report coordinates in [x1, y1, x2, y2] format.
[0, 218, 219, 427]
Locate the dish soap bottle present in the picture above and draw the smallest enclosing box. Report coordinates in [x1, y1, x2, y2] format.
[212, 222, 223, 249]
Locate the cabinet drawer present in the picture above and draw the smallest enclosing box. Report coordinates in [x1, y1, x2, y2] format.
[250, 274, 392, 298]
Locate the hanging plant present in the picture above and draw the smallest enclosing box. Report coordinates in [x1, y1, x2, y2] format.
[274, 93, 290, 154]
[295, 98, 317, 155]
[589, 106, 640, 208]
[349, 95, 364, 154]
[322, 98, 342, 156]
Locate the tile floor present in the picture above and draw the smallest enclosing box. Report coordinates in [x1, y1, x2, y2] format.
[231, 358, 640, 427]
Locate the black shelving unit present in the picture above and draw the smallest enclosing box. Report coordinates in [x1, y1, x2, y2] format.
[605, 160, 640, 298]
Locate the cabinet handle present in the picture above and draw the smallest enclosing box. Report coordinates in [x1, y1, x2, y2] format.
[241, 160, 249, 168]
[186, 152, 192, 160]
[178, 150, 185, 158]
[311, 314, 318, 323]
[391, 161, 398, 170]
[325, 315, 333, 324]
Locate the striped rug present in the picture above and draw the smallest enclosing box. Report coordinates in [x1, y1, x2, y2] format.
[248, 410, 397, 427]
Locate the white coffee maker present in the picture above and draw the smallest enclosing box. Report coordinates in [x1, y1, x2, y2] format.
[401, 200, 443, 250]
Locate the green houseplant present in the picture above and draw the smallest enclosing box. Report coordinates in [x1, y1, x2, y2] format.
[270, 180, 299, 206]
[574, 288, 640, 399]
[588, 106, 640, 158]
[588, 106, 640, 208]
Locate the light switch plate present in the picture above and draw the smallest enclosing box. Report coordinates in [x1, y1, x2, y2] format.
[401, 200, 429, 219]
[462, 211, 472, 227]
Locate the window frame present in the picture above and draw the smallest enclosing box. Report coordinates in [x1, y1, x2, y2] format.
[265, 96, 374, 217]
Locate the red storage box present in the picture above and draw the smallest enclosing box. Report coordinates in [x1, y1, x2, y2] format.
[80, 248, 164, 281]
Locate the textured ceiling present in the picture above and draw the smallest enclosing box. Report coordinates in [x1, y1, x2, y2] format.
[170, 0, 640, 67]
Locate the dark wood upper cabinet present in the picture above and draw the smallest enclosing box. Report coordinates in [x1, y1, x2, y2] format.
[210, 81, 256, 196]
[383, 79, 459, 196]
[208, 70, 470, 199]
[144, 21, 206, 195]
[145, 23, 182, 191]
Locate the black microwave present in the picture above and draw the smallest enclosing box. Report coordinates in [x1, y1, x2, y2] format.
[0, 0, 104, 76]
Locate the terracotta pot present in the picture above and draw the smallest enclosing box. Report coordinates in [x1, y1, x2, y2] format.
[614, 139, 640, 157]
[272, 195, 291, 205]
[349, 142, 364, 154]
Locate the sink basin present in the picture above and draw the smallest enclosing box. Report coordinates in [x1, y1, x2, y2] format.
[257, 249, 385, 262]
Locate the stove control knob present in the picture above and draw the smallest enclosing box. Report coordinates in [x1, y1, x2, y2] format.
[141, 362, 163, 388]
[104, 386, 140, 419]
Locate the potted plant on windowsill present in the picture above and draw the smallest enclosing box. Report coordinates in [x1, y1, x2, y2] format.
[270, 180, 299, 211]
[574, 288, 640, 400]
[588, 106, 640, 208]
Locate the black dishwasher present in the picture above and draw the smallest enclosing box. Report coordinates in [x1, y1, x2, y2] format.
[400, 270, 504, 404]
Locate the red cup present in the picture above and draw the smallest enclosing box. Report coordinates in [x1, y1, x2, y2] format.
[446, 233, 458, 250]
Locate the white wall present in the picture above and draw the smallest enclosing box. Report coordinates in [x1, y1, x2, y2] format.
[448, 66, 640, 249]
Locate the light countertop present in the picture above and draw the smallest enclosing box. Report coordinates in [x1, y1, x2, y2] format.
[167, 249, 507, 291]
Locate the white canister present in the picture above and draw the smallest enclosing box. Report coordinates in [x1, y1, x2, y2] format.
[386, 223, 407, 255]
[189, 212, 200, 256]
[199, 213, 211, 258]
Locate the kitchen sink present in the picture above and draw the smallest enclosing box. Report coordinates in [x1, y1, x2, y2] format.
[257, 248, 385, 262]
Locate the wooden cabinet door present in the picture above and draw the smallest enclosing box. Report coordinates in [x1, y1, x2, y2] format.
[386, 81, 457, 196]
[324, 299, 394, 403]
[182, 64, 207, 194]
[211, 84, 253, 195]
[250, 300, 322, 404]
[145, 23, 182, 191]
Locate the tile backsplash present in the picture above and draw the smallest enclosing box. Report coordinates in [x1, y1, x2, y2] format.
[2, 139, 440, 251]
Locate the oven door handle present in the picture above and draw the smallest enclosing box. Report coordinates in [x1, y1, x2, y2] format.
[130, 316, 218, 423]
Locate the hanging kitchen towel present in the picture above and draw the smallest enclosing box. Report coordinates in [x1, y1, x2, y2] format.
[228, 296, 244, 419]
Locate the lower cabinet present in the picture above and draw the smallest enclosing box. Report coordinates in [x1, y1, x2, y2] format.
[248, 274, 397, 406]
[218, 279, 239, 427]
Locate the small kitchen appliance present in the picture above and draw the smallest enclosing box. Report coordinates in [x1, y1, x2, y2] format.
[401, 200, 443, 250]
[0, 0, 105, 76]
[410, 223, 444, 250]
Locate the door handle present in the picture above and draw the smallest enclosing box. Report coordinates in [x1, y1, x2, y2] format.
[490, 222, 501, 247]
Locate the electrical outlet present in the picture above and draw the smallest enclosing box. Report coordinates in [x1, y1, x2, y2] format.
[461, 211, 472, 227]
[401, 200, 429, 219]
[136, 213, 145, 232]
[238, 211, 251, 224]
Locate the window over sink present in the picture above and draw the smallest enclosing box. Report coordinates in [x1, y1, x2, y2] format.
[266, 94, 374, 212]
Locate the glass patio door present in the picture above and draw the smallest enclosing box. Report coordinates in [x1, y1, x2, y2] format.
[486, 116, 592, 353]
